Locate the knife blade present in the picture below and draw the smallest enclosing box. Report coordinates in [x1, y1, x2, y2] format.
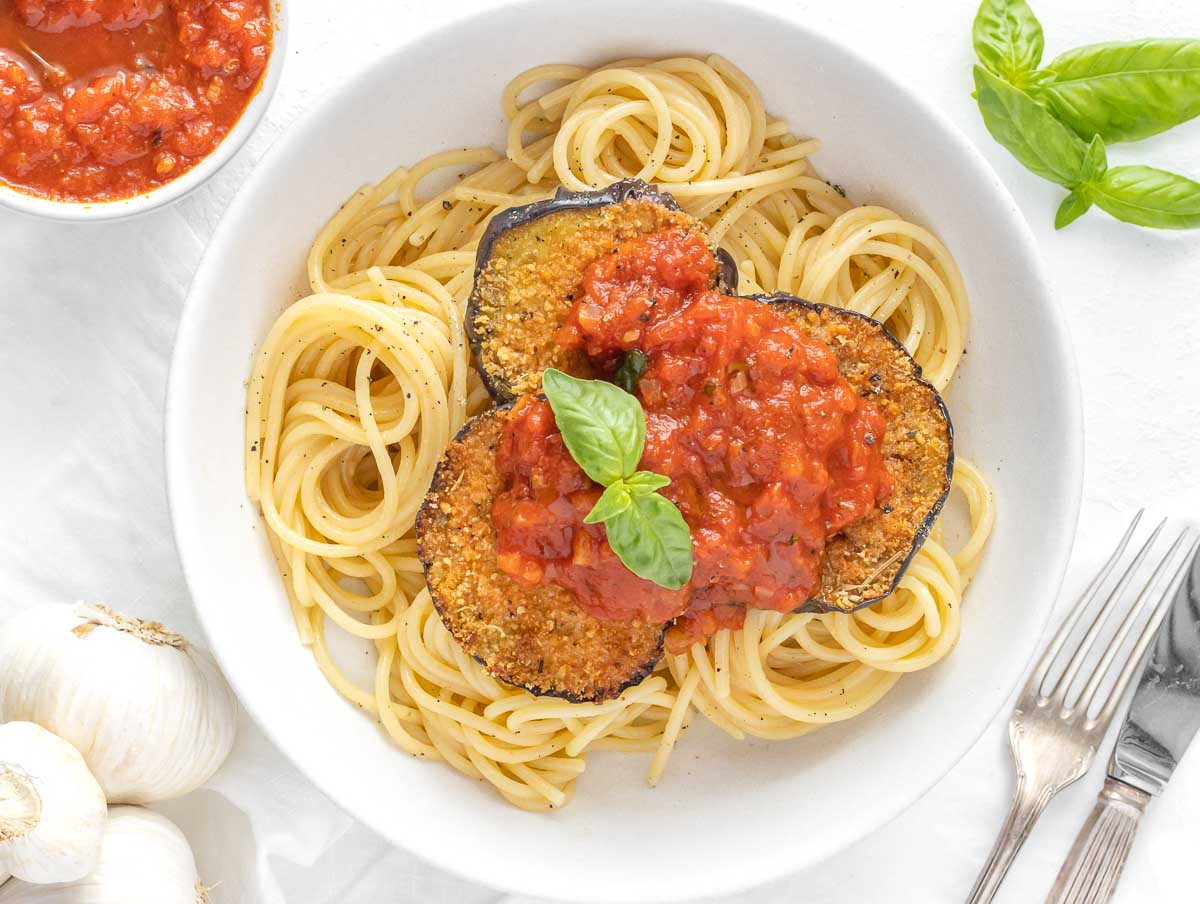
[1044, 538, 1200, 904]
[1109, 543, 1200, 794]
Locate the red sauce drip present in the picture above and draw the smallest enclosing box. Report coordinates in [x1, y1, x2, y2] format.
[493, 229, 895, 652]
[0, 0, 272, 202]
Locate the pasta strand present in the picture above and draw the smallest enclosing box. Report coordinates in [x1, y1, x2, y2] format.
[246, 54, 993, 810]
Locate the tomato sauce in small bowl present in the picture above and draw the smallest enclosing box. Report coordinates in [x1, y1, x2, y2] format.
[0, 0, 284, 218]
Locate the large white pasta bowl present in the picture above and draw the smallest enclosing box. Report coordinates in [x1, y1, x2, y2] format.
[166, 1, 1083, 900]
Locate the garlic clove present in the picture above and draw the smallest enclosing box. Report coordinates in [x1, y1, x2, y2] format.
[0, 604, 238, 804]
[0, 722, 106, 885]
[0, 806, 204, 904]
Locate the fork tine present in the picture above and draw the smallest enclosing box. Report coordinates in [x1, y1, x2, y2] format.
[1026, 510, 1144, 695]
[1072, 529, 1193, 716]
[1086, 532, 1200, 726]
[1045, 517, 1168, 701]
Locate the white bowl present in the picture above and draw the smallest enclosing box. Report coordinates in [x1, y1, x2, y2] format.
[166, 2, 1083, 900]
[0, 3, 288, 222]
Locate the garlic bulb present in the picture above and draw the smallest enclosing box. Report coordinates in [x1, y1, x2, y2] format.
[0, 806, 205, 904]
[0, 604, 237, 804]
[0, 722, 106, 885]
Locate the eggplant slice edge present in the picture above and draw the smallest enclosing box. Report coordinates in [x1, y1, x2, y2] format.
[416, 405, 666, 703]
[754, 294, 954, 611]
[467, 178, 737, 402]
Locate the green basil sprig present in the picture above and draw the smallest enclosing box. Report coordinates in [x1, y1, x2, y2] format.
[1035, 39, 1200, 143]
[1054, 136, 1106, 228]
[1055, 146, 1200, 230]
[971, 0, 1200, 231]
[541, 368, 693, 590]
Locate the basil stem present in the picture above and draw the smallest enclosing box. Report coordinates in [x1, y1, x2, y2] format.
[1053, 136, 1106, 229]
[970, 1, 1200, 231]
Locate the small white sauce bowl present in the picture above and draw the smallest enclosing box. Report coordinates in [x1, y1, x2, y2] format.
[0, 0, 288, 222]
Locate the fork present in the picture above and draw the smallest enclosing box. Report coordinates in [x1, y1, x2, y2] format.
[965, 511, 1200, 904]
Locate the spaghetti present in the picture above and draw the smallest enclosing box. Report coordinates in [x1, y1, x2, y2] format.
[245, 54, 995, 810]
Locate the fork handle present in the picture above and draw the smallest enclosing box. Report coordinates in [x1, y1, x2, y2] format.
[1044, 777, 1150, 904]
[966, 777, 1056, 904]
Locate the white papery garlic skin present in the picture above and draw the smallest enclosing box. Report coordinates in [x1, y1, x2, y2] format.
[0, 806, 204, 904]
[0, 722, 106, 885]
[0, 604, 237, 804]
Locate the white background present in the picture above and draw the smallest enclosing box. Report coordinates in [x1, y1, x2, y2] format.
[2, 0, 1199, 901]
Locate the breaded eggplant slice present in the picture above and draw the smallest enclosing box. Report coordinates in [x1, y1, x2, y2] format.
[415, 405, 665, 702]
[467, 178, 737, 401]
[752, 294, 954, 612]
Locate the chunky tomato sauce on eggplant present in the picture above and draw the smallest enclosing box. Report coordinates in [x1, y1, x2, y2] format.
[492, 229, 894, 652]
[0, 0, 271, 201]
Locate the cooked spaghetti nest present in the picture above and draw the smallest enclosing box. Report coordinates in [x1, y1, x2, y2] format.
[245, 54, 994, 810]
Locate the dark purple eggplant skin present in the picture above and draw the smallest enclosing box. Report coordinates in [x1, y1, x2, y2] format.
[425, 300, 951, 677]
[466, 178, 737, 402]
[416, 398, 666, 703]
[460, 183, 953, 623]
[748, 293, 955, 615]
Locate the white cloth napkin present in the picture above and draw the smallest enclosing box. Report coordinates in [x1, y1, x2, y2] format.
[2, 2, 1199, 902]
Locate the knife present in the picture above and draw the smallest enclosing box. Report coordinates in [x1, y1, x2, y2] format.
[1046, 540, 1200, 904]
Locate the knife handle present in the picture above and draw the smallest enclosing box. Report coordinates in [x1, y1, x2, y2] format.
[1045, 777, 1151, 904]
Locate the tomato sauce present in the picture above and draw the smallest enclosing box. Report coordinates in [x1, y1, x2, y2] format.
[0, 0, 272, 202]
[493, 229, 895, 652]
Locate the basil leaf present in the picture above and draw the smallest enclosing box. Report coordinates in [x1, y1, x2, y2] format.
[603, 492, 694, 590]
[1078, 134, 1107, 183]
[1090, 165, 1200, 229]
[624, 471, 671, 495]
[614, 350, 649, 395]
[584, 482, 632, 524]
[1035, 39, 1200, 143]
[974, 65, 1088, 188]
[539, 370, 692, 588]
[1054, 189, 1093, 229]
[1052, 135, 1105, 230]
[973, 0, 1044, 86]
[542, 368, 645, 486]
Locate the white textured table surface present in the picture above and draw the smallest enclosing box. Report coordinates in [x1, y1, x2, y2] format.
[3, 1, 1200, 901]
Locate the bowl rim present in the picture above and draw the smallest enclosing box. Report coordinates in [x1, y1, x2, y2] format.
[0, 0, 289, 223]
[165, 1, 1085, 898]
